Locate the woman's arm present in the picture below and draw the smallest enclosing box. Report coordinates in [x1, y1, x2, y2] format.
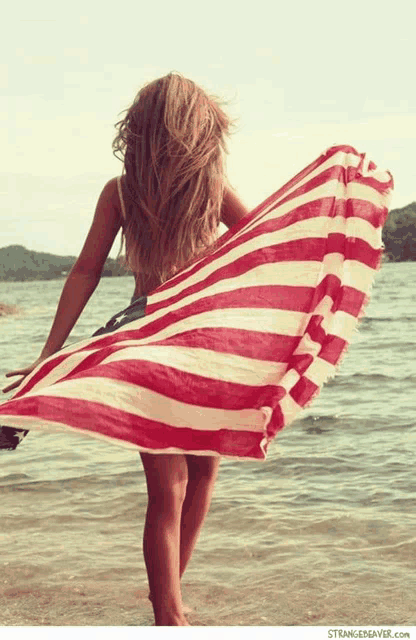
[40, 177, 123, 357]
[220, 186, 249, 229]
[3, 178, 122, 393]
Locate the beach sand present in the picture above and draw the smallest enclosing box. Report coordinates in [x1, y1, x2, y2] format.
[1, 561, 414, 626]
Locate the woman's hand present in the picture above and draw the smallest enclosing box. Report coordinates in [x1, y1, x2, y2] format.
[2, 356, 49, 394]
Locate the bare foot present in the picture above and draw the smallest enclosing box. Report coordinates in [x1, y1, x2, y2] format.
[156, 614, 190, 626]
[148, 592, 193, 615]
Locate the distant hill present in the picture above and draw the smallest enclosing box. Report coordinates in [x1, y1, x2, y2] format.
[382, 202, 416, 262]
[0, 245, 129, 281]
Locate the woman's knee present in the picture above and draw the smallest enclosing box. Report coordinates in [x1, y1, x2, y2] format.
[186, 455, 221, 483]
[141, 453, 189, 506]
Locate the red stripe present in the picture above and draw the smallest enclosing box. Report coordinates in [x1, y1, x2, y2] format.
[15, 328, 303, 399]
[12, 351, 78, 400]
[290, 375, 319, 406]
[268, 165, 391, 216]
[91, 327, 302, 363]
[306, 314, 327, 345]
[326, 233, 381, 268]
[15, 274, 368, 399]
[15, 272, 370, 401]
[146, 204, 331, 308]
[150, 284, 317, 314]
[0, 396, 266, 459]
[306, 315, 347, 364]
[317, 334, 347, 365]
[264, 164, 359, 211]
[264, 402, 284, 439]
[334, 286, 366, 316]
[146, 237, 377, 326]
[56, 359, 287, 411]
[147, 237, 377, 327]
[288, 353, 314, 376]
[339, 198, 387, 228]
[147, 199, 380, 316]
[147, 196, 332, 305]
[144, 329, 302, 361]
[310, 275, 365, 317]
[353, 175, 393, 201]
[148, 194, 338, 302]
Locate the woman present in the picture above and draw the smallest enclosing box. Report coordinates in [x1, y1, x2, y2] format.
[3, 72, 248, 626]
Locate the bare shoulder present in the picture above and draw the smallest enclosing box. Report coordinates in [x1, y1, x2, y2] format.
[71, 177, 123, 277]
[102, 176, 121, 201]
[97, 177, 125, 221]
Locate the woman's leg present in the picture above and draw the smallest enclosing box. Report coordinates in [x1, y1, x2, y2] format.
[179, 455, 221, 578]
[140, 452, 189, 626]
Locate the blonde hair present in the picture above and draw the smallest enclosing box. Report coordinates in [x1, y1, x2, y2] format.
[113, 72, 234, 295]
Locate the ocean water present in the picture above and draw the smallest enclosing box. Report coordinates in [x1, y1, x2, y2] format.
[0, 263, 415, 627]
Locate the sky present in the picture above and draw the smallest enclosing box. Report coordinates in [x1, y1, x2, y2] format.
[1, 0, 415, 257]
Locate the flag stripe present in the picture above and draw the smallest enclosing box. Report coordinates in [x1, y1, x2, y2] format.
[1, 397, 267, 459]
[34, 359, 287, 411]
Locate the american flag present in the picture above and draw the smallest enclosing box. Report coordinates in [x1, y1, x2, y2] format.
[0, 145, 393, 459]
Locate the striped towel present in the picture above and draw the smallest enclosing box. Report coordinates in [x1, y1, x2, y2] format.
[0, 145, 393, 459]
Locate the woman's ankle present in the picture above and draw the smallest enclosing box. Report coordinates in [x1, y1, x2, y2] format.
[154, 612, 190, 626]
[149, 590, 193, 615]
[149, 592, 187, 624]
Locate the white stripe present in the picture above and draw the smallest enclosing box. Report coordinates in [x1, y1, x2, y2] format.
[21, 260, 373, 398]
[317, 255, 376, 295]
[313, 293, 338, 318]
[327, 215, 383, 249]
[12, 349, 100, 399]
[319, 251, 345, 280]
[342, 259, 378, 290]
[100, 345, 288, 385]
[144, 222, 378, 326]
[244, 210, 382, 249]
[144, 253, 374, 335]
[26, 262, 373, 399]
[162, 259, 322, 293]
[26, 377, 269, 433]
[345, 181, 389, 209]
[148, 219, 320, 307]
[303, 357, 335, 387]
[291, 332, 323, 359]
[149, 181, 384, 307]
[145, 254, 322, 326]
[237, 179, 386, 240]
[117, 307, 308, 345]
[321, 308, 358, 341]
[280, 392, 301, 425]
[317, 253, 378, 297]
[22, 260, 375, 398]
[54, 308, 306, 358]
[276, 368, 300, 393]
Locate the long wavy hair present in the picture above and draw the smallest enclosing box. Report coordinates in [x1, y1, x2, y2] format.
[112, 72, 234, 295]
